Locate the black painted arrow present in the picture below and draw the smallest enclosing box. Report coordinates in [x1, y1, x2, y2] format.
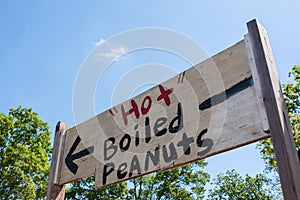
[199, 76, 254, 111]
[65, 136, 94, 174]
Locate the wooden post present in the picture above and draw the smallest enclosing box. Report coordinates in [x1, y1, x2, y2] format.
[247, 19, 300, 199]
[47, 122, 71, 200]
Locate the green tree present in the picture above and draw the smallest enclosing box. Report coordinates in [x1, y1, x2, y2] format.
[65, 160, 209, 199]
[126, 161, 209, 200]
[0, 106, 52, 199]
[66, 177, 128, 199]
[208, 169, 274, 200]
[257, 65, 300, 170]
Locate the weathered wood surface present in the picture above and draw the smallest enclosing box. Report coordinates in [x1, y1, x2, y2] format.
[47, 122, 71, 200]
[57, 39, 270, 188]
[245, 34, 269, 132]
[247, 19, 300, 200]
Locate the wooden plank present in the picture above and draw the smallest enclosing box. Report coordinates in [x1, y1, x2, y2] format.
[46, 122, 71, 200]
[244, 34, 269, 132]
[57, 39, 270, 188]
[247, 19, 300, 200]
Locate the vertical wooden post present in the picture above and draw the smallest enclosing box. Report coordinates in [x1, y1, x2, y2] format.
[47, 122, 71, 200]
[247, 19, 300, 199]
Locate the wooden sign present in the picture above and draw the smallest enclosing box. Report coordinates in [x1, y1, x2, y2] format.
[58, 36, 270, 188]
[47, 19, 300, 200]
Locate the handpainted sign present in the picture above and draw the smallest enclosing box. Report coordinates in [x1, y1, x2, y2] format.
[55, 39, 270, 188]
[47, 20, 300, 200]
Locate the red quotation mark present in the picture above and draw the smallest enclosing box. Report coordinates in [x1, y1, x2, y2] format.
[109, 107, 118, 116]
[178, 71, 185, 84]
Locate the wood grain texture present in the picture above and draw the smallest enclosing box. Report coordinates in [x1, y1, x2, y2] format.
[57, 40, 269, 188]
[244, 34, 269, 132]
[46, 122, 71, 200]
[247, 19, 300, 200]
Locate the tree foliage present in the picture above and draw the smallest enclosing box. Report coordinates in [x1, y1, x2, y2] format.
[257, 65, 300, 170]
[127, 161, 209, 200]
[66, 160, 209, 199]
[0, 106, 52, 199]
[208, 169, 274, 200]
[66, 176, 128, 199]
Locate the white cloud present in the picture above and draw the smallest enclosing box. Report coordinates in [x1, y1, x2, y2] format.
[93, 38, 106, 46]
[97, 46, 127, 61]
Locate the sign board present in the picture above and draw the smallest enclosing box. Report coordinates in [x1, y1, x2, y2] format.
[59, 39, 270, 187]
[47, 20, 300, 200]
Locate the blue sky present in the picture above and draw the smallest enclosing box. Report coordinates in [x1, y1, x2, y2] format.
[1, 0, 299, 189]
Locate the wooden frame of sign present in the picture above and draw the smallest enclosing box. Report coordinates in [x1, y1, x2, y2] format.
[246, 20, 300, 199]
[47, 19, 300, 200]
[47, 122, 71, 200]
